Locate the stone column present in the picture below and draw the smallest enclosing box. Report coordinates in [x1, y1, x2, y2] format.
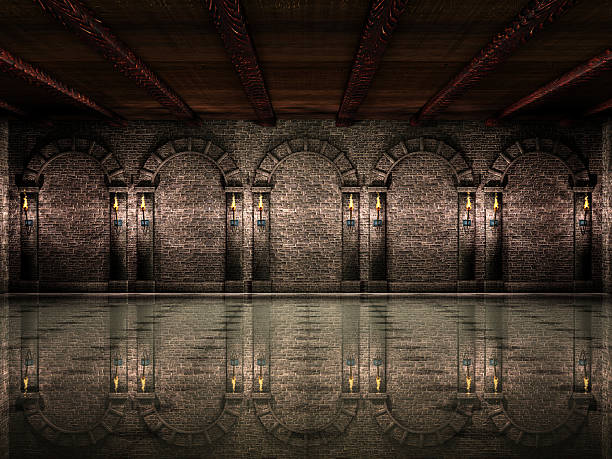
[19, 187, 39, 289]
[573, 187, 594, 290]
[368, 187, 386, 292]
[457, 188, 476, 289]
[109, 187, 128, 291]
[225, 187, 243, 292]
[341, 187, 360, 292]
[134, 188, 155, 291]
[484, 188, 503, 291]
[252, 187, 270, 292]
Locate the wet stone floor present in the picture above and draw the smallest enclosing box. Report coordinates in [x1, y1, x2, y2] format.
[0, 294, 610, 458]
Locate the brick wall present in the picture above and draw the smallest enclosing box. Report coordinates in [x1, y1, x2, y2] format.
[5, 119, 606, 292]
[603, 121, 611, 293]
[0, 297, 7, 459]
[0, 119, 7, 293]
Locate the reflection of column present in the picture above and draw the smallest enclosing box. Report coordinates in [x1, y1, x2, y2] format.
[458, 188, 476, 285]
[225, 189, 243, 291]
[252, 188, 270, 292]
[484, 188, 503, 290]
[484, 299, 505, 396]
[109, 300, 128, 393]
[368, 301, 386, 393]
[252, 298, 270, 392]
[368, 188, 386, 292]
[457, 301, 476, 394]
[342, 299, 359, 393]
[136, 302, 156, 393]
[573, 301, 592, 393]
[573, 187, 593, 286]
[136, 188, 155, 291]
[225, 297, 244, 393]
[0, 296, 7, 453]
[341, 188, 360, 291]
[20, 188, 39, 288]
[20, 298, 39, 395]
[109, 188, 128, 290]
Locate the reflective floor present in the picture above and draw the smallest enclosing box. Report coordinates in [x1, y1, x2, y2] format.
[0, 294, 610, 458]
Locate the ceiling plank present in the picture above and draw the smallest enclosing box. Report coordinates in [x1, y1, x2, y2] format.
[0, 98, 27, 117]
[584, 96, 612, 118]
[488, 49, 612, 123]
[0, 47, 121, 121]
[410, 0, 578, 125]
[336, 0, 409, 127]
[35, 0, 197, 122]
[205, 0, 276, 126]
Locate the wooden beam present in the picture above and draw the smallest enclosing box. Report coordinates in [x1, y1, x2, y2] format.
[205, 0, 275, 126]
[583, 96, 612, 117]
[0, 98, 27, 117]
[488, 49, 612, 124]
[336, 0, 410, 127]
[411, 0, 578, 125]
[35, 0, 197, 122]
[0, 47, 121, 122]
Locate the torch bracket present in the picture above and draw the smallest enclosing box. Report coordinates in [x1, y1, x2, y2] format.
[141, 219, 150, 227]
[346, 219, 355, 227]
[373, 219, 383, 227]
[114, 220, 123, 227]
[230, 219, 240, 227]
[24, 219, 34, 227]
[462, 219, 472, 227]
[257, 219, 266, 227]
[489, 219, 499, 227]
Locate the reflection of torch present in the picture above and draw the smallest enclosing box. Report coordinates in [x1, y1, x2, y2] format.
[489, 358, 499, 393]
[112, 355, 123, 393]
[373, 357, 383, 393]
[256, 357, 266, 392]
[23, 349, 34, 396]
[346, 357, 355, 393]
[230, 357, 239, 393]
[463, 355, 472, 393]
[579, 351, 589, 393]
[140, 352, 151, 393]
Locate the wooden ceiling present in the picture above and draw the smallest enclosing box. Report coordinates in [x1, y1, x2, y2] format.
[0, 0, 610, 123]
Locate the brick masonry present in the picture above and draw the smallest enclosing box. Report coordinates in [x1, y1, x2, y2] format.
[2, 119, 609, 292]
[0, 119, 7, 294]
[4, 295, 610, 458]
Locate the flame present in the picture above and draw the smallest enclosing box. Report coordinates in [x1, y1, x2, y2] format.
[376, 376, 381, 393]
[258, 376, 263, 392]
[348, 194, 354, 211]
[22, 195, 28, 211]
[349, 375, 354, 393]
[114, 375, 119, 393]
[376, 193, 381, 211]
[231, 193, 236, 211]
[466, 375, 472, 393]
[584, 376, 589, 393]
[494, 193, 499, 212]
[466, 193, 472, 211]
[140, 194, 146, 211]
[231, 376, 236, 393]
[23, 376, 28, 395]
[140, 375, 146, 392]
[113, 194, 119, 210]
[258, 194, 264, 211]
[584, 194, 590, 211]
[493, 375, 499, 393]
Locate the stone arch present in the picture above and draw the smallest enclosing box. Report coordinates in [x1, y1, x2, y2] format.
[486, 395, 592, 448]
[22, 137, 126, 186]
[370, 137, 475, 187]
[254, 138, 358, 186]
[486, 137, 590, 186]
[138, 138, 242, 187]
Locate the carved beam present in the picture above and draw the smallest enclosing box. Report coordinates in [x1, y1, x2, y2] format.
[583, 96, 612, 117]
[206, 0, 275, 126]
[487, 49, 612, 124]
[0, 98, 27, 117]
[35, 0, 197, 122]
[336, 0, 410, 127]
[0, 47, 121, 122]
[411, 0, 578, 125]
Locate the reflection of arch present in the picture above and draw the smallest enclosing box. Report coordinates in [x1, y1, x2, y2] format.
[136, 393, 243, 447]
[486, 394, 592, 448]
[254, 138, 357, 187]
[22, 137, 126, 186]
[486, 138, 590, 186]
[22, 393, 128, 447]
[253, 393, 358, 447]
[368, 394, 475, 447]
[138, 138, 242, 187]
[371, 138, 474, 186]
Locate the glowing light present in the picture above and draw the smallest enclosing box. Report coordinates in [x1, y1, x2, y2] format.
[231, 193, 236, 211]
[140, 375, 146, 393]
[22, 195, 28, 211]
[349, 194, 354, 211]
[258, 194, 264, 211]
[584, 194, 590, 211]
[584, 376, 589, 393]
[466, 375, 472, 393]
[349, 375, 354, 393]
[494, 193, 499, 212]
[493, 375, 499, 393]
[258, 376, 263, 392]
[376, 376, 381, 392]
[113, 194, 119, 210]
[23, 377, 28, 395]
[466, 193, 472, 212]
[114, 375, 119, 393]
[376, 193, 381, 211]
[140, 194, 146, 212]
